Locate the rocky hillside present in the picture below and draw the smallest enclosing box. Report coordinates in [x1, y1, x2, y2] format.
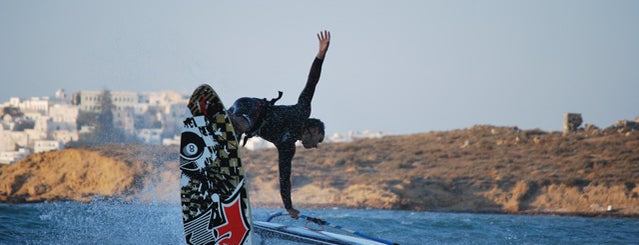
[1, 125, 638, 217]
[0, 145, 178, 203]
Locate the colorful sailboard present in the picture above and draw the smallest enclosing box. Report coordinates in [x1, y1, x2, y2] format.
[180, 84, 252, 245]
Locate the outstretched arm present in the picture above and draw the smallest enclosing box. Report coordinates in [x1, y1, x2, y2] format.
[298, 30, 331, 107]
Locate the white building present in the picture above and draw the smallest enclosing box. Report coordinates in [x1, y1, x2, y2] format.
[324, 130, 385, 143]
[162, 102, 188, 136]
[72, 91, 138, 112]
[1, 89, 195, 156]
[137, 128, 162, 144]
[0, 127, 14, 152]
[141, 90, 185, 106]
[8, 97, 21, 107]
[24, 128, 46, 148]
[32, 114, 50, 138]
[139, 91, 188, 137]
[0, 148, 31, 165]
[54, 89, 71, 104]
[48, 104, 79, 131]
[18, 97, 50, 115]
[114, 107, 136, 135]
[350, 130, 385, 140]
[72, 90, 138, 135]
[52, 130, 79, 144]
[34, 140, 64, 153]
[7, 131, 30, 150]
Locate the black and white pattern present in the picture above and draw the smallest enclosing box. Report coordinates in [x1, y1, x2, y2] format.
[179, 84, 252, 245]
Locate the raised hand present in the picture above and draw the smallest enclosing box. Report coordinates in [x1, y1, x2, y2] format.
[316, 30, 331, 60]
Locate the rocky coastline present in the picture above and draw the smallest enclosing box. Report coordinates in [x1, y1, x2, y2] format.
[1, 125, 637, 218]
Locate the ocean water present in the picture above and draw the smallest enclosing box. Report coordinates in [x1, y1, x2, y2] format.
[0, 202, 638, 245]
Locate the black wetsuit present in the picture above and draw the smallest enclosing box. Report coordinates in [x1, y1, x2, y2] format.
[229, 57, 325, 210]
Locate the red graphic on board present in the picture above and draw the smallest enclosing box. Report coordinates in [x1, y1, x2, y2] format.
[214, 194, 250, 245]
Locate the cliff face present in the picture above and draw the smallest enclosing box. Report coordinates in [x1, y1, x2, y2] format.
[0, 145, 179, 203]
[1, 126, 638, 217]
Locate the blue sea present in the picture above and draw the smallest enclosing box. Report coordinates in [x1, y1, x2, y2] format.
[1, 202, 638, 245]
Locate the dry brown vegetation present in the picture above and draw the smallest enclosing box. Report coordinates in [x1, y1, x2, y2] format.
[1, 125, 638, 217]
[243, 125, 639, 216]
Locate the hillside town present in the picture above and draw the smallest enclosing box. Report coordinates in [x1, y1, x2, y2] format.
[0, 89, 384, 164]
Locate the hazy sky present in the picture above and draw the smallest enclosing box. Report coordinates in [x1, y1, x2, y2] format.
[1, 1, 638, 135]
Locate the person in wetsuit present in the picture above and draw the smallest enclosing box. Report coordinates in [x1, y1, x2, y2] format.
[228, 30, 331, 219]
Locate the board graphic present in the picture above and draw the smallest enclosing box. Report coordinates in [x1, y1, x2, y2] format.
[180, 84, 252, 245]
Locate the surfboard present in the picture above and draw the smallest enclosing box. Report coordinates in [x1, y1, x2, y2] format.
[179, 84, 252, 245]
